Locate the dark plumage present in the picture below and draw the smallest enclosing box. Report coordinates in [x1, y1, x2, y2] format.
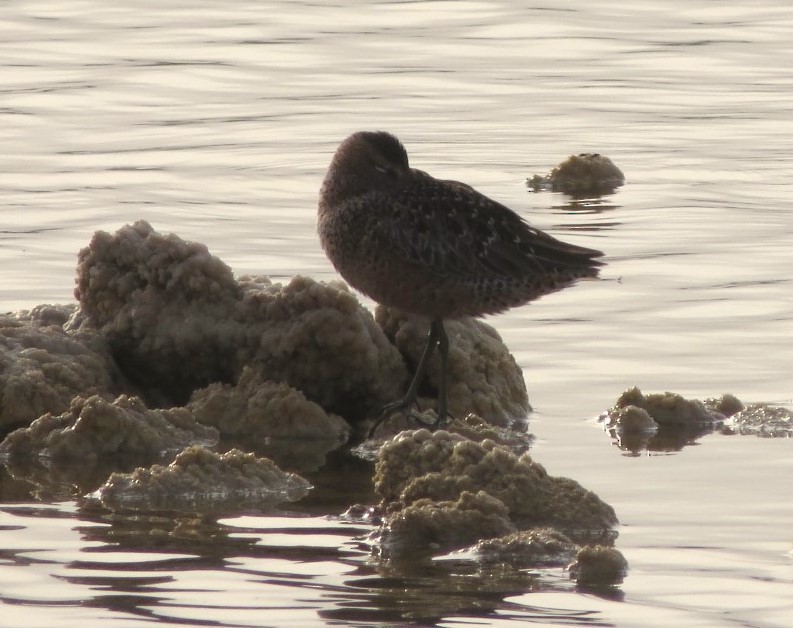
[318, 131, 604, 431]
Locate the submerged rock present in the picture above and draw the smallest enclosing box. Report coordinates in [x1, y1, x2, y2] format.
[600, 387, 792, 452]
[624, 387, 729, 427]
[0, 305, 126, 432]
[602, 386, 730, 430]
[599, 387, 731, 453]
[726, 403, 793, 438]
[374, 429, 618, 556]
[375, 308, 530, 430]
[604, 405, 659, 433]
[527, 153, 624, 195]
[464, 527, 579, 568]
[444, 413, 533, 454]
[568, 545, 629, 587]
[385, 490, 516, 552]
[0, 394, 217, 463]
[95, 445, 311, 512]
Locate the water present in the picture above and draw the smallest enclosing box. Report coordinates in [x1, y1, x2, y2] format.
[1, 1, 792, 626]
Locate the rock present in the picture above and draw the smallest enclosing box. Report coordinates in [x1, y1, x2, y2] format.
[373, 429, 618, 555]
[74, 221, 408, 421]
[375, 308, 530, 429]
[568, 545, 629, 587]
[0, 394, 217, 463]
[95, 445, 311, 512]
[0, 305, 126, 432]
[527, 153, 624, 195]
[605, 386, 727, 429]
[189, 366, 350, 440]
[467, 527, 578, 567]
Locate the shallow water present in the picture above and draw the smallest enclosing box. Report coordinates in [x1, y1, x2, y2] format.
[1, 1, 792, 626]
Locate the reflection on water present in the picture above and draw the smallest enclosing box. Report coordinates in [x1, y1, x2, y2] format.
[1, 501, 617, 627]
[2, 0, 793, 625]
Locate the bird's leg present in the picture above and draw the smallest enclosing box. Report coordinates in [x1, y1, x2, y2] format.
[433, 318, 449, 428]
[367, 320, 439, 437]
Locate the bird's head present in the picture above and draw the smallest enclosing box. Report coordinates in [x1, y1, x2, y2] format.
[320, 131, 411, 205]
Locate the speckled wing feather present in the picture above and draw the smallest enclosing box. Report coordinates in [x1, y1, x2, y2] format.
[371, 170, 603, 280]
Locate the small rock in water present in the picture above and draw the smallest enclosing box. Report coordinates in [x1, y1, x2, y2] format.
[95, 445, 311, 512]
[568, 544, 629, 587]
[527, 153, 624, 195]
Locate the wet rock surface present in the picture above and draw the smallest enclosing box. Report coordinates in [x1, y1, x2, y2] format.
[527, 153, 624, 195]
[568, 545, 630, 588]
[95, 445, 311, 512]
[465, 527, 578, 567]
[599, 387, 791, 452]
[75, 220, 408, 419]
[724, 403, 793, 438]
[189, 366, 351, 441]
[188, 366, 352, 471]
[372, 429, 620, 577]
[0, 305, 127, 431]
[0, 394, 218, 463]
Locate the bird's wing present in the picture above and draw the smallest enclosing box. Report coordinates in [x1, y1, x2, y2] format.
[370, 173, 603, 279]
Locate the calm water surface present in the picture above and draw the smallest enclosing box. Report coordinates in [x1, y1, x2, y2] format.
[1, 1, 792, 626]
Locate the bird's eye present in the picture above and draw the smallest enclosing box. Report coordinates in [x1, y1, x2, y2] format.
[373, 163, 390, 175]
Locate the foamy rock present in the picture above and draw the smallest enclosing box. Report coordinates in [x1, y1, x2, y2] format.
[725, 403, 793, 438]
[188, 366, 351, 470]
[373, 429, 618, 554]
[96, 445, 311, 512]
[75, 221, 407, 421]
[466, 528, 578, 567]
[527, 153, 624, 195]
[603, 386, 735, 429]
[0, 305, 125, 431]
[189, 366, 351, 440]
[376, 307, 530, 427]
[0, 394, 217, 462]
[459, 527, 626, 586]
[568, 545, 629, 587]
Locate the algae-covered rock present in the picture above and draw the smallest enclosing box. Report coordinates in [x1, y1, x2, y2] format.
[599, 387, 790, 452]
[374, 430, 617, 554]
[605, 386, 728, 429]
[384, 490, 515, 553]
[375, 308, 530, 429]
[0, 394, 217, 462]
[600, 405, 658, 433]
[568, 544, 629, 587]
[189, 366, 351, 440]
[704, 393, 745, 417]
[467, 527, 578, 567]
[0, 305, 126, 432]
[75, 221, 407, 421]
[189, 366, 352, 471]
[444, 413, 532, 454]
[727, 403, 793, 438]
[96, 445, 311, 512]
[527, 153, 624, 195]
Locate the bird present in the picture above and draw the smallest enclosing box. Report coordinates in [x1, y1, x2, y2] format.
[317, 131, 604, 433]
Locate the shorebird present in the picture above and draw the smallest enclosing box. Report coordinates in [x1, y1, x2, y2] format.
[318, 131, 604, 432]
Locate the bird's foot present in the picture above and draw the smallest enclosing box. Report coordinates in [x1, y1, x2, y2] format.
[366, 398, 450, 439]
[366, 398, 418, 439]
[418, 411, 449, 430]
